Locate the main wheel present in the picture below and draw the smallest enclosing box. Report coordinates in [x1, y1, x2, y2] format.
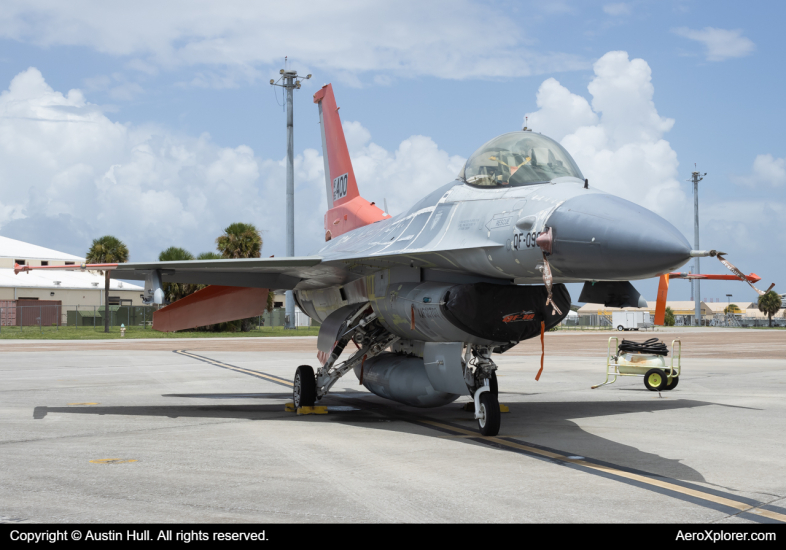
[663, 375, 679, 391]
[617, 325, 624, 331]
[644, 368, 667, 391]
[477, 392, 501, 436]
[489, 370, 498, 396]
[293, 365, 316, 408]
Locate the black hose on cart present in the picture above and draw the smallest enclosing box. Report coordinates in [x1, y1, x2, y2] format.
[618, 338, 669, 356]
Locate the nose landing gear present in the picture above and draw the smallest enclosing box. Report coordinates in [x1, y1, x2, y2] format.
[468, 346, 501, 436]
[477, 390, 501, 436]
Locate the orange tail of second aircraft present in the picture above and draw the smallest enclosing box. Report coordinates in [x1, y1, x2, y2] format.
[313, 84, 389, 241]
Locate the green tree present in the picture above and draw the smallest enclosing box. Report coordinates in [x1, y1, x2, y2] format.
[158, 247, 197, 303]
[724, 304, 740, 315]
[197, 252, 222, 260]
[216, 222, 262, 259]
[86, 235, 129, 333]
[216, 223, 263, 331]
[758, 290, 782, 327]
[664, 306, 675, 327]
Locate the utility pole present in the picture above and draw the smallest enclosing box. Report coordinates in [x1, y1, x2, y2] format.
[271, 63, 311, 329]
[691, 169, 706, 326]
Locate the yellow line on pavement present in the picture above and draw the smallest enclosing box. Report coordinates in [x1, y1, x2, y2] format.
[421, 420, 786, 523]
[172, 350, 783, 524]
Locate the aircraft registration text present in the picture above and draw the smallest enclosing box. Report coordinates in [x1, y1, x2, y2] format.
[333, 173, 349, 201]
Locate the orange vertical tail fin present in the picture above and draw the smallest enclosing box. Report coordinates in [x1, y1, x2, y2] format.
[313, 84, 389, 240]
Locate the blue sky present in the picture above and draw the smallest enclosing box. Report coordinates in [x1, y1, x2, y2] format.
[0, 0, 783, 305]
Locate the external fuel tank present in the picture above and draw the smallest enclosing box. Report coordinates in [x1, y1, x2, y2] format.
[353, 352, 460, 408]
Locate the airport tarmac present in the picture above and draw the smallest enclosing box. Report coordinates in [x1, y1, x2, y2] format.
[1, 328, 785, 523]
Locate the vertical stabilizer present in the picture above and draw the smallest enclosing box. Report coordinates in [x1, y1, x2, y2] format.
[314, 84, 359, 208]
[313, 84, 389, 240]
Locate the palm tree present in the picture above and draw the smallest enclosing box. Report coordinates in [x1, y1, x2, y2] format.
[86, 236, 129, 333]
[664, 306, 675, 327]
[216, 223, 263, 331]
[216, 222, 262, 259]
[158, 247, 196, 303]
[758, 290, 782, 327]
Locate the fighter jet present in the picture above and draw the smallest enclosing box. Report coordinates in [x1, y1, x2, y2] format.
[16, 84, 701, 436]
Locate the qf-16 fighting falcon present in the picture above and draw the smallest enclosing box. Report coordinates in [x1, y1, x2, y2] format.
[17, 84, 728, 436]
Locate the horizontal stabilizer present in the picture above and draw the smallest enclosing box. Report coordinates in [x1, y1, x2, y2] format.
[153, 285, 268, 332]
[578, 281, 646, 308]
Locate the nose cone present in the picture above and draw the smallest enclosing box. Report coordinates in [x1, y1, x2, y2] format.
[547, 194, 691, 280]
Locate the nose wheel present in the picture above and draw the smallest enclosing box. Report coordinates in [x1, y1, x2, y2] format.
[293, 365, 317, 408]
[477, 391, 501, 436]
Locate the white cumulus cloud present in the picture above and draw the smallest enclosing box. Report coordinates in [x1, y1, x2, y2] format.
[343, 121, 465, 217]
[525, 51, 687, 223]
[0, 0, 587, 85]
[674, 27, 755, 62]
[732, 154, 786, 187]
[0, 67, 464, 261]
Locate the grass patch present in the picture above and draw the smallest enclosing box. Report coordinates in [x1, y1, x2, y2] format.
[0, 325, 319, 340]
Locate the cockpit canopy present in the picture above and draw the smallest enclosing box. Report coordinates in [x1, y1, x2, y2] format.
[458, 132, 584, 188]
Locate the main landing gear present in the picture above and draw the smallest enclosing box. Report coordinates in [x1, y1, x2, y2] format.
[293, 365, 317, 408]
[292, 307, 398, 408]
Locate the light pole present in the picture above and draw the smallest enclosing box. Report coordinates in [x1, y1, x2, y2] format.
[691, 170, 706, 326]
[270, 65, 311, 329]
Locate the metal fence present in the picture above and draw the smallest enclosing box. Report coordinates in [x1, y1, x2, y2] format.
[0, 304, 317, 332]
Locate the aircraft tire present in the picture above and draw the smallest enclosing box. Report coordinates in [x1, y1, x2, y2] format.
[490, 371, 498, 396]
[644, 368, 668, 392]
[478, 392, 501, 436]
[663, 375, 679, 391]
[294, 365, 316, 408]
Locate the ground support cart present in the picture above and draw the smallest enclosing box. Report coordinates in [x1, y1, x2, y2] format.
[592, 337, 681, 391]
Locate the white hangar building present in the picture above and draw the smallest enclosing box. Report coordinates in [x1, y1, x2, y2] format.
[0, 236, 145, 307]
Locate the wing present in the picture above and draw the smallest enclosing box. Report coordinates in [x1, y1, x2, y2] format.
[110, 256, 343, 290]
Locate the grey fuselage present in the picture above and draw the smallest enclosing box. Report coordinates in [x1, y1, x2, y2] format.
[294, 176, 691, 324]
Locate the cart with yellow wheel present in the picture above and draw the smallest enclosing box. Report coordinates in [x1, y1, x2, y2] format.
[592, 337, 681, 391]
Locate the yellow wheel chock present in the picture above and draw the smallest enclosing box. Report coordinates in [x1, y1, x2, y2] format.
[285, 402, 328, 415]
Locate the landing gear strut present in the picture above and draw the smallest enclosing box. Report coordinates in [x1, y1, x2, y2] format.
[293, 307, 398, 405]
